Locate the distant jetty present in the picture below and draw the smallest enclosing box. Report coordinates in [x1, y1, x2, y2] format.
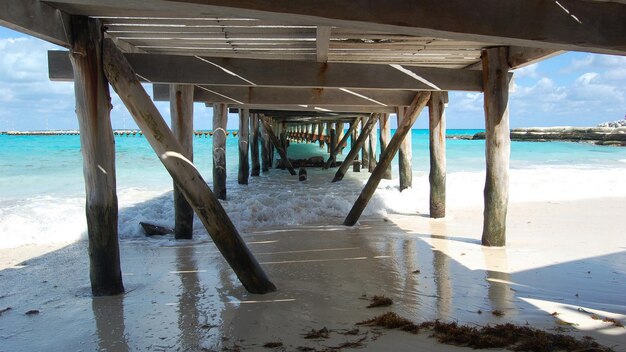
[1, 130, 238, 137]
[472, 127, 626, 146]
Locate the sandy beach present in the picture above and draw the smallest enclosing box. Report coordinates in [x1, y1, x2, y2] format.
[1, 194, 624, 351]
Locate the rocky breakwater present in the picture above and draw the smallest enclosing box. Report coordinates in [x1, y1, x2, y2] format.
[473, 126, 626, 146]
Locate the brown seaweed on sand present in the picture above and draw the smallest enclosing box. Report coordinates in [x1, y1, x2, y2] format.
[358, 312, 614, 351]
[366, 295, 393, 308]
[303, 327, 330, 339]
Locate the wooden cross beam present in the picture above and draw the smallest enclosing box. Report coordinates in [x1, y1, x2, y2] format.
[48, 51, 485, 91]
[153, 84, 417, 107]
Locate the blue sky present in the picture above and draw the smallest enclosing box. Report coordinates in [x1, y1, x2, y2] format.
[0, 26, 624, 131]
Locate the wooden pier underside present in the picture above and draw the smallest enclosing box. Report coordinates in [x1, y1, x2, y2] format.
[1, 0, 625, 295]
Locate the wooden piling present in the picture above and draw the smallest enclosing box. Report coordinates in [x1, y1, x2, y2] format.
[329, 126, 337, 166]
[361, 116, 370, 169]
[70, 17, 124, 296]
[250, 114, 260, 176]
[102, 38, 276, 294]
[368, 115, 378, 172]
[324, 117, 361, 169]
[213, 103, 228, 200]
[260, 116, 297, 175]
[351, 121, 361, 172]
[481, 47, 511, 247]
[379, 113, 392, 179]
[344, 92, 431, 226]
[238, 108, 250, 185]
[397, 107, 412, 191]
[429, 92, 448, 218]
[337, 122, 345, 154]
[170, 84, 194, 239]
[260, 116, 271, 172]
[332, 114, 378, 182]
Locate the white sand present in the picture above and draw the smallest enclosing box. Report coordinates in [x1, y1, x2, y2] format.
[0, 196, 624, 351]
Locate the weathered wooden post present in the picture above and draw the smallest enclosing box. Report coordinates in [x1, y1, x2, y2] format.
[170, 84, 194, 239]
[481, 47, 511, 247]
[213, 103, 228, 200]
[379, 113, 392, 179]
[368, 115, 378, 172]
[318, 122, 325, 149]
[70, 17, 124, 296]
[260, 116, 270, 172]
[361, 116, 370, 169]
[352, 121, 361, 172]
[332, 114, 378, 182]
[397, 107, 412, 191]
[259, 116, 297, 175]
[344, 92, 431, 226]
[250, 114, 260, 176]
[238, 108, 250, 185]
[337, 122, 345, 154]
[429, 92, 448, 218]
[325, 117, 361, 169]
[329, 124, 337, 165]
[102, 38, 276, 293]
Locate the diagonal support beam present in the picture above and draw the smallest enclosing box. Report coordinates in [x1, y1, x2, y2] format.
[324, 117, 361, 169]
[101, 38, 276, 294]
[259, 116, 297, 175]
[332, 114, 379, 182]
[344, 92, 432, 226]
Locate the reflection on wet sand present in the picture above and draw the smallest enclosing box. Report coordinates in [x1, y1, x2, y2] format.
[92, 294, 129, 352]
[176, 246, 202, 350]
[483, 248, 515, 317]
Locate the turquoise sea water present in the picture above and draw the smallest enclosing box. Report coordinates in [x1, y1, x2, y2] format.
[1, 129, 625, 199]
[1, 129, 625, 247]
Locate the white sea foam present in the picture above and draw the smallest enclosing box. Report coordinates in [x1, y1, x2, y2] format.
[2, 165, 626, 249]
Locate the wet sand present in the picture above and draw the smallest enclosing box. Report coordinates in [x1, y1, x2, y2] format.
[0, 198, 624, 351]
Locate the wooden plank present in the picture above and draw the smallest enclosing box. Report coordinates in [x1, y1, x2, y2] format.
[332, 114, 378, 182]
[213, 103, 228, 200]
[260, 116, 297, 175]
[316, 26, 331, 62]
[428, 92, 447, 219]
[70, 16, 123, 296]
[0, 0, 72, 47]
[152, 84, 416, 107]
[49, 51, 485, 91]
[159, 0, 626, 55]
[465, 46, 565, 70]
[397, 107, 412, 191]
[379, 113, 392, 179]
[481, 47, 511, 247]
[102, 38, 275, 293]
[238, 109, 250, 184]
[170, 84, 195, 238]
[250, 113, 261, 176]
[344, 92, 431, 226]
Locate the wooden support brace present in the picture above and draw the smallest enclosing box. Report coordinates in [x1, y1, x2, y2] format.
[429, 92, 448, 218]
[481, 47, 511, 247]
[102, 38, 276, 294]
[351, 121, 360, 172]
[260, 116, 297, 175]
[324, 117, 361, 169]
[70, 16, 123, 296]
[170, 84, 194, 238]
[260, 118, 270, 172]
[332, 114, 378, 182]
[344, 92, 431, 226]
[368, 116, 378, 172]
[238, 108, 250, 185]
